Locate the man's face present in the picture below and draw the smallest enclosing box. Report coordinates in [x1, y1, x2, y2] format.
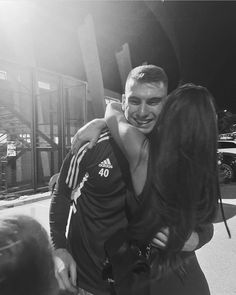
[122, 79, 167, 134]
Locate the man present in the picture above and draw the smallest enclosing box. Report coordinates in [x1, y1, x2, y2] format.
[50, 65, 213, 295]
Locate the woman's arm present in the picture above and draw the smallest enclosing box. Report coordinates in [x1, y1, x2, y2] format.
[105, 102, 149, 195]
[151, 223, 214, 251]
[71, 118, 106, 154]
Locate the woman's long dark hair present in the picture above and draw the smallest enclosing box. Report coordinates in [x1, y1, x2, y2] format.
[127, 83, 219, 277]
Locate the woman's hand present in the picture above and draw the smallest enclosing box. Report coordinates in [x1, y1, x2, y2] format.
[151, 227, 169, 249]
[71, 118, 106, 154]
[151, 227, 199, 251]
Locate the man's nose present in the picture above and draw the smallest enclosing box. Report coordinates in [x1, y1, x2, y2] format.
[137, 103, 149, 117]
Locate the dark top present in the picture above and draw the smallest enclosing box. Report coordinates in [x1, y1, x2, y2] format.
[50, 131, 134, 295]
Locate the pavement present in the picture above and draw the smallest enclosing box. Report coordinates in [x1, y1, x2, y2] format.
[0, 183, 235, 294]
[0, 183, 235, 210]
[0, 191, 51, 210]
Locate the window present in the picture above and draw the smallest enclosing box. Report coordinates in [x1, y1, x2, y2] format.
[218, 141, 236, 149]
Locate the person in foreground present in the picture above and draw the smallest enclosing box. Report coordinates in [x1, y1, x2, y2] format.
[80, 83, 220, 295]
[0, 215, 61, 295]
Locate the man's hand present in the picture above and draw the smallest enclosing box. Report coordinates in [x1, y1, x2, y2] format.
[151, 227, 199, 252]
[53, 248, 78, 293]
[71, 118, 106, 154]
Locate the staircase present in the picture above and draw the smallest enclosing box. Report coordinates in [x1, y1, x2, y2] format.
[0, 93, 31, 194]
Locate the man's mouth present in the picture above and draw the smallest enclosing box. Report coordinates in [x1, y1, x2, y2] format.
[135, 119, 153, 127]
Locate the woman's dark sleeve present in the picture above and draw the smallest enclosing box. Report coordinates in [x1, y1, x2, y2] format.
[49, 152, 73, 249]
[195, 223, 214, 250]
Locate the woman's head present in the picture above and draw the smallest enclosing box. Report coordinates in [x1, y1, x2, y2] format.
[0, 215, 58, 295]
[129, 84, 219, 271]
[158, 83, 218, 156]
[154, 83, 219, 247]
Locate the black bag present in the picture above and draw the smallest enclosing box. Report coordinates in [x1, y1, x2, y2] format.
[102, 229, 151, 295]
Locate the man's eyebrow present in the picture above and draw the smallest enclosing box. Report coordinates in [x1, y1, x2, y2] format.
[128, 96, 140, 100]
[147, 97, 163, 100]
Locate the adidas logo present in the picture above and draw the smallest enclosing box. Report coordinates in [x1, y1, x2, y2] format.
[99, 158, 113, 169]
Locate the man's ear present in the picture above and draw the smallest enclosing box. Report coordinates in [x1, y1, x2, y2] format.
[121, 94, 126, 111]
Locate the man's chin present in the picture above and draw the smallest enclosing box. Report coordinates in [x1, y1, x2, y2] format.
[137, 126, 153, 134]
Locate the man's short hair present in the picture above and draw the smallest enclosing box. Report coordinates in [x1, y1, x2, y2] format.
[126, 65, 168, 89]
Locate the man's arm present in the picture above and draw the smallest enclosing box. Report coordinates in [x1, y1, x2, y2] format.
[49, 152, 77, 293]
[50, 152, 73, 249]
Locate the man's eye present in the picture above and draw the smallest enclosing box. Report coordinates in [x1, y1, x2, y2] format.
[149, 100, 162, 106]
[129, 100, 140, 105]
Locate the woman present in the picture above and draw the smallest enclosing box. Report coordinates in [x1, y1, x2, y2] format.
[102, 83, 220, 294]
[72, 83, 223, 294]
